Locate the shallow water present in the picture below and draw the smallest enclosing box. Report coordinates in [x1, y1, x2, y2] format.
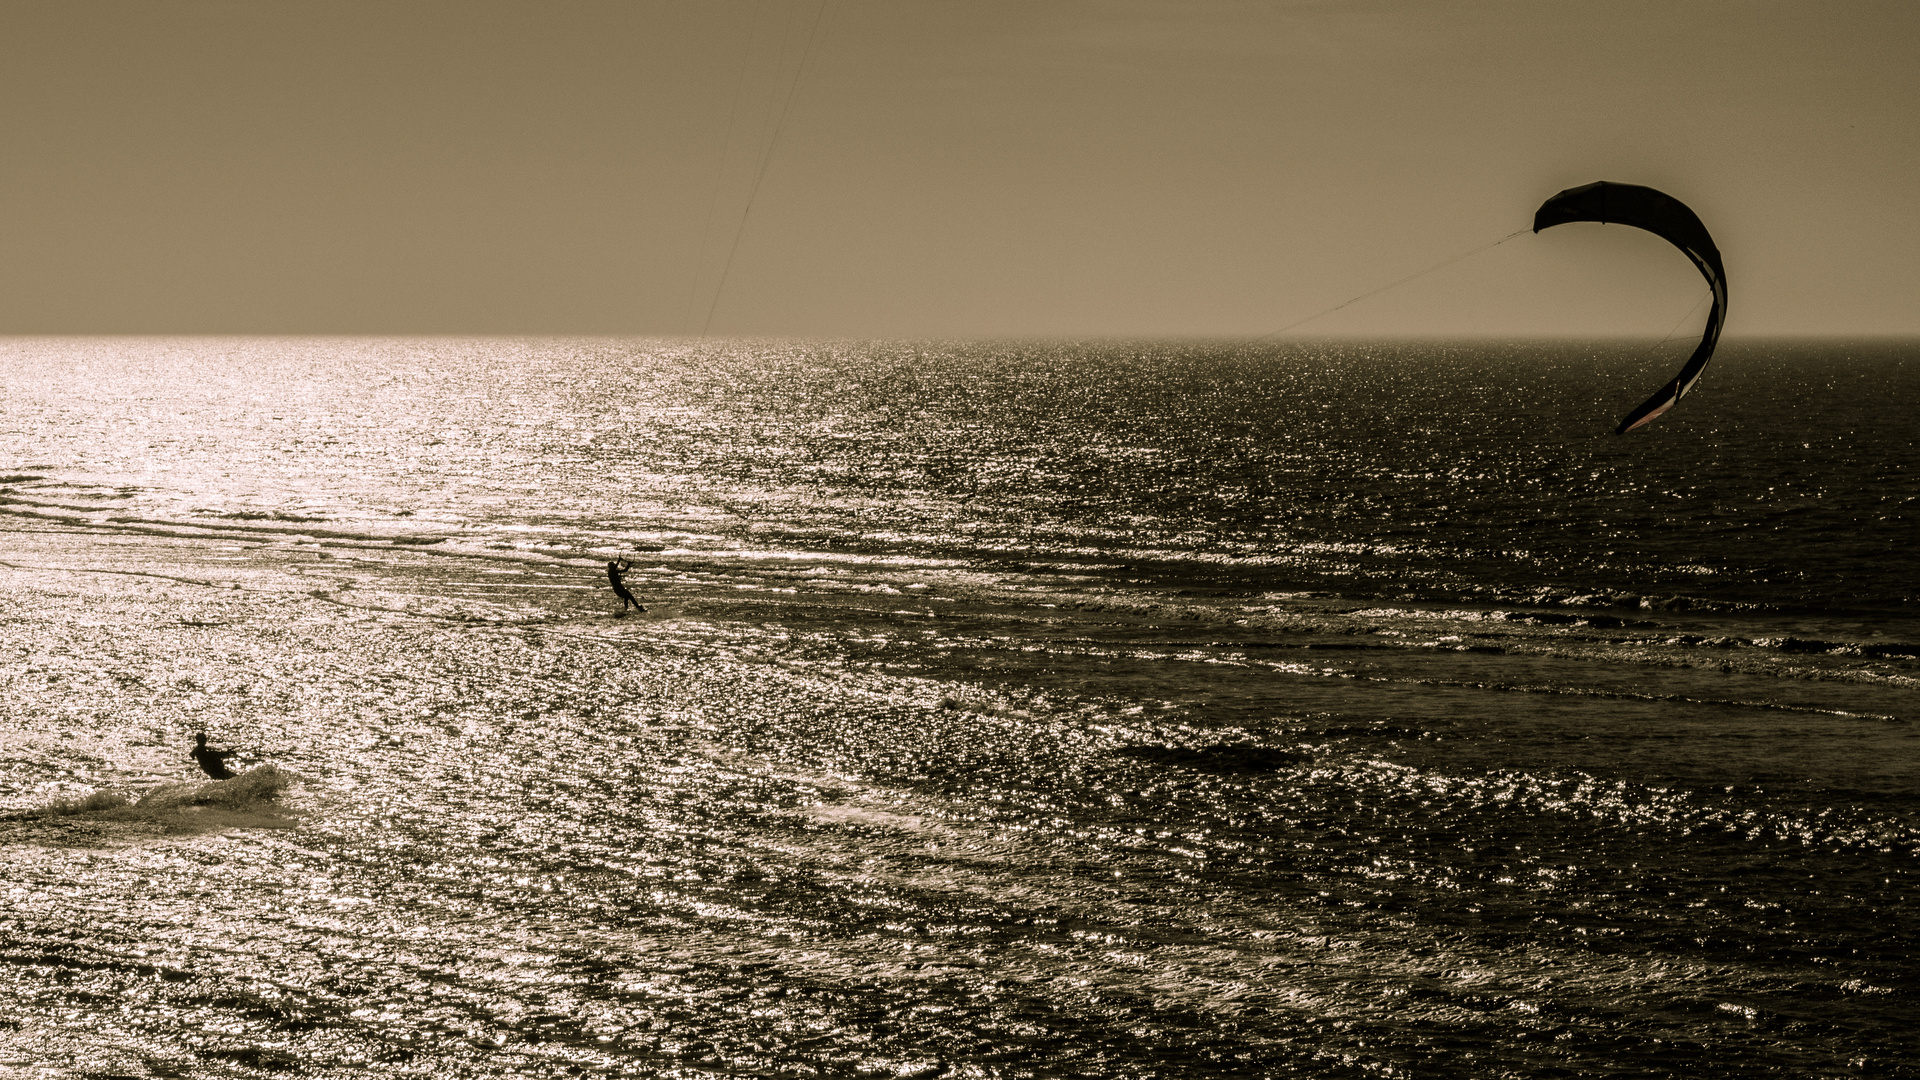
[0, 337, 1915, 1077]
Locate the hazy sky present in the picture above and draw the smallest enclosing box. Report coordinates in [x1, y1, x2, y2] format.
[3, 0, 1915, 337]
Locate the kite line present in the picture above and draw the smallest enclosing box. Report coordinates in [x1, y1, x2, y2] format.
[684, 0, 769, 334]
[1650, 288, 1713, 350]
[1257, 227, 1531, 340]
[699, 0, 833, 338]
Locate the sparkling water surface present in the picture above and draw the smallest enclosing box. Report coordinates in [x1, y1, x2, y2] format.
[1, 337, 1915, 1077]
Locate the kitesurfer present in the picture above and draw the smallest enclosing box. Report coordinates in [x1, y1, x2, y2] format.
[190, 732, 237, 780]
[607, 558, 645, 612]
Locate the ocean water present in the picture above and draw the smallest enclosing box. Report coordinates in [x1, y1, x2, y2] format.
[0, 336, 1914, 1078]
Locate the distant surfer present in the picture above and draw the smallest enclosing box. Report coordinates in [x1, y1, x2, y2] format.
[190, 732, 237, 780]
[607, 558, 645, 612]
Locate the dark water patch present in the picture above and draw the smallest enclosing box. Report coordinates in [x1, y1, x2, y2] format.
[1111, 744, 1306, 773]
[200, 1045, 300, 1071]
[1370, 673, 1904, 721]
[208, 509, 332, 523]
[1750, 635, 1920, 659]
[1267, 720, 1433, 741]
[1489, 587, 1773, 616]
[0, 494, 138, 513]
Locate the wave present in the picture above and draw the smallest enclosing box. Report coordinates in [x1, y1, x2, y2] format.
[0, 767, 298, 847]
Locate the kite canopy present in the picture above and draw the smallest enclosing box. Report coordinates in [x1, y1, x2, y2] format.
[1533, 181, 1728, 434]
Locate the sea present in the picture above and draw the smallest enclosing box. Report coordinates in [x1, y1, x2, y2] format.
[0, 336, 1914, 1078]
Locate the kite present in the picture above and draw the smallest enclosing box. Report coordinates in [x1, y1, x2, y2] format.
[1533, 182, 1728, 433]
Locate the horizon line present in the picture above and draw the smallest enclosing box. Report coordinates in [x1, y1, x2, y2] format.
[2, 331, 1916, 344]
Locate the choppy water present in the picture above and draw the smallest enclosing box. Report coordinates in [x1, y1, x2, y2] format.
[0, 337, 1914, 1078]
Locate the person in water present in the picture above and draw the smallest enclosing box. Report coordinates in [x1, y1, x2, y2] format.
[190, 732, 237, 780]
[606, 558, 645, 612]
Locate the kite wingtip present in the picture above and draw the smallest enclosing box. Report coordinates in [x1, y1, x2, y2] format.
[1615, 403, 1671, 435]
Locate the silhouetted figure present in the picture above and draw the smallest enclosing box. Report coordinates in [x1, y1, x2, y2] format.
[190, 732, 237, 780]
[607, 559, 645, 612]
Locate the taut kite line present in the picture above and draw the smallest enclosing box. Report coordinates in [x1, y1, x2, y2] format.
[1533, 181, 1729, 434]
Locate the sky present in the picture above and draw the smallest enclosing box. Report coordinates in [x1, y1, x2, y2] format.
[2, 0, 1915, 338]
